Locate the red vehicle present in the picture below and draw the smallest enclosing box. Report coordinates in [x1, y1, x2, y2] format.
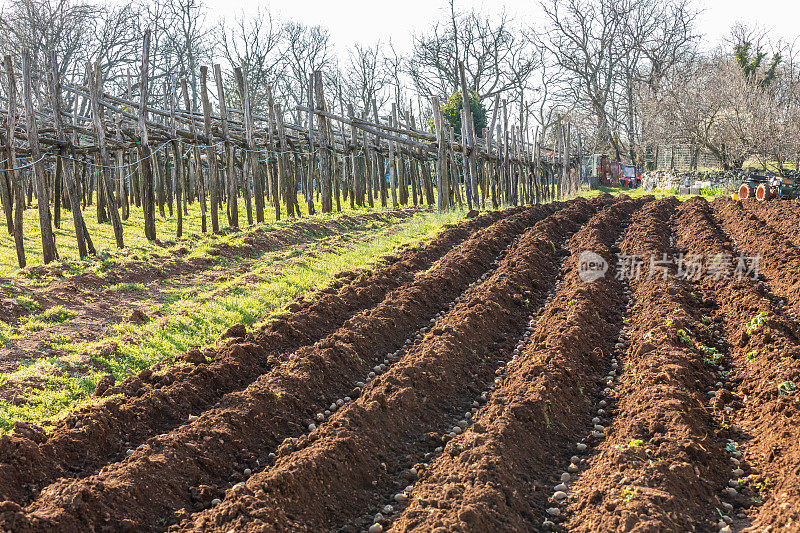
[618, 164, 640, 188]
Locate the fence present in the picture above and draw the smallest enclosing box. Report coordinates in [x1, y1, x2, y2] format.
[0, 32, 583, 268]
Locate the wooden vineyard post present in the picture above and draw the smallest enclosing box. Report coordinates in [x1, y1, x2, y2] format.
[87, 62, 124, 248]
[265, 86, 281, 220]
[22, 51, 58, 262]
[137, 32, 157, 242]
[314, 71, 332, 213]
[3, 55, 26, 267]
[235, 67, 263, 224]
[511, 126, 519, 205]
[372, 98, 387, 208]
[305, 78, 316, 215]
[392, 103, 407, 206]
[199, 67, 220, 233]
[459, 61, 479, 209]
[347, 103, 360, 209]
[213, 64, 238, 228]
[460, 107, 473, 210]
[448, 126, 462, 207]
[501, 100, 510, 205]
[168, 80, 183, 238]
[388, 105, 399, 208]
[114, 117, 129, 221]
[274, 104, 297, 217]
[181, 78, 206, 233]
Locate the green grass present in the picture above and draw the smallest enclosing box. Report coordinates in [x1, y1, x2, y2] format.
[576, 184, 724, 201]
[0, 321, 16, 347]
[19, 306, 74, 333]
[11, 295, 38, 313]
[0, 192, 433, 278]
[0, 208, 465, 430]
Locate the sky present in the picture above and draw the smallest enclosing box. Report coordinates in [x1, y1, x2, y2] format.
[203, 0, 800, 59]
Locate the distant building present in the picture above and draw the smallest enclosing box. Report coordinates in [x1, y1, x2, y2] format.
[653, 144, 720, 170]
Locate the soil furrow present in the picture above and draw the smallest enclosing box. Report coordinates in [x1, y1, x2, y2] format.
[387, 197, 641, 533]
[0, 209, 506, 505]
[712, 198, 800, 316]
[0, 205, 552, 532]
[174, 197, 606, 533]
[674, 198, 800, 532]
[742, 200, 800, 251]
[562, 198, 731, 532]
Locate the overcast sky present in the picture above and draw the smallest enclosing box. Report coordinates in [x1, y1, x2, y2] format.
[203, 0, 800, 58]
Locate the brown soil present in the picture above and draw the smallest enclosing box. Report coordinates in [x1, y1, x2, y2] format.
[0, 209, 503, 505]
[742, 199, 800, 250]
[389, 197, 642, 532]
[563, 198, 732, 532]
[0, 203, 552, 532]
[2, 196, 799, 533]
[178, 197, 608, 533]
[712, 198, 800, 316]
[675, 198, 800, 531]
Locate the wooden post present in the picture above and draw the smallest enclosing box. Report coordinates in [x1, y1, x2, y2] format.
[168, 80, 183, 237]
[138, 31, 157, 241]
[372, 98, 387, 208]
[347, 103, 361, 209]
[87, 62, 124, 248]
[235, 67, 263, 223]
[180, 77, 206, 233]
[448, 126, 462, 207]
[199, 66, 220, 233]
[22, 51, 58, 262]
[305, 77, 316, 215]
[47, 52, 94, 257]
[266, 86, 281, 220]
[274, 104, 296, 217]
[213, 64, 238, 228]
[3, 56, 25, 267]
[458, 61, 479, 209]
[388, 107, 399, 208]
[460, 107, 473, 210]
[502, 100, 510, 205]
[314, 71, 333, 213]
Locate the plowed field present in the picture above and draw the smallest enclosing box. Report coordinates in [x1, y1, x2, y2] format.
[1, 195, 798, 533]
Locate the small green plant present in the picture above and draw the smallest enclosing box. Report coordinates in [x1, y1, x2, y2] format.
[677, 328, 693, 346]
[47, 334, 72, 347]
[778, 381, 797, 396]
[747, 311, 768, 334]
[746, 351, 757, 361]
[725, 442, 739, 454]
[702, 346, 723, 366]
[12, 295, 39, 313]
[567, 298, 577, 306]
[618, 438, 643, 450]
[621, 487, 639, 502]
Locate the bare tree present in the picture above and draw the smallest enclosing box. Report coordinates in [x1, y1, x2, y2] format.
[343, 42, 391, 116]
[281, 21, 332, 118]
[539, 0, 696, 161]
[219, 8, 285, 114]
[409, 8, 534, 101]
[0, 0, 100, 82]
